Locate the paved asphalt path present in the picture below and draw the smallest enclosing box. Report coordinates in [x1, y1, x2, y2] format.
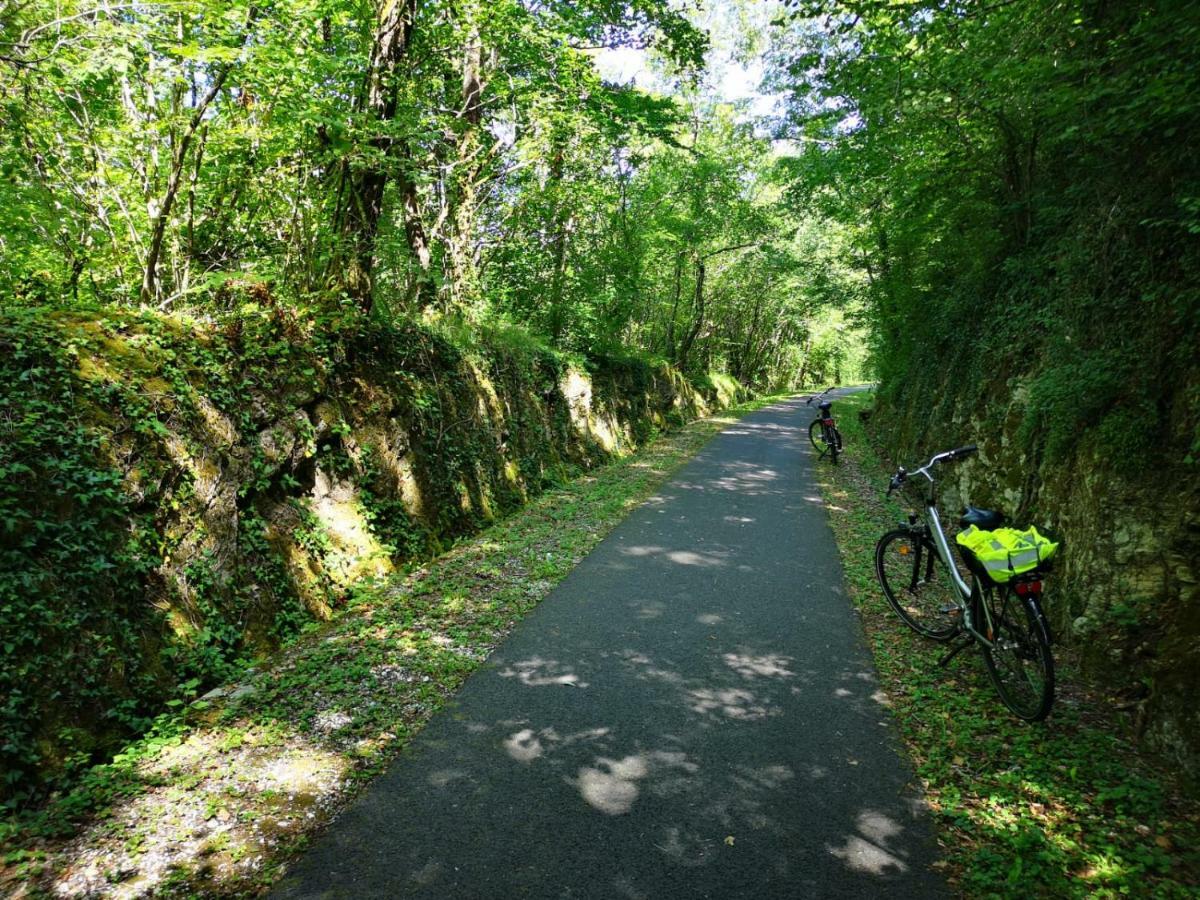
[272, 392, 946, 899]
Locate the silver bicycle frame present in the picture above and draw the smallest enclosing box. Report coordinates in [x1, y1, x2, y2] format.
[925, 503, 972, 599]
[912, 454, 996, 643]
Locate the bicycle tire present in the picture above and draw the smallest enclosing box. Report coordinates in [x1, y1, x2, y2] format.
[829, 426, 842, 464]
[978, 586, 1055, 721]
[874, 529, 960, 641]
[808, 418, 826, 453]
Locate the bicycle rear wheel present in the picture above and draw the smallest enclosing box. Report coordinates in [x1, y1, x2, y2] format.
[829, 426, 841, 464]
[875, 529, 960, 640]
[978, 586, 1055, 721]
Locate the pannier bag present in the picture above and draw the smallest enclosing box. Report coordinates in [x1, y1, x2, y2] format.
[955, 525, 1059, 584]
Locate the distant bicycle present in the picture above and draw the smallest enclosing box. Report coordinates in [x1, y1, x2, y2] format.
[874, 445, 1058, 721]
[804, 387, 842, 464]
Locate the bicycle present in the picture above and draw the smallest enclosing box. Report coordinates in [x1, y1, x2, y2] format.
[874, 445, 1055, 721]
[804, 387, 842, 464]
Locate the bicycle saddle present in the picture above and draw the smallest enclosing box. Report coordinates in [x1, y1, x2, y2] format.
[960, 506, 1004, 529]
[818, 400, 833, 412]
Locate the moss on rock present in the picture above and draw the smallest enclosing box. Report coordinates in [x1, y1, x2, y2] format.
[0, 303, 744, 802]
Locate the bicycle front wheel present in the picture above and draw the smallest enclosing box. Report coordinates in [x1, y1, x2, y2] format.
[978, 586, 1055, 721]
[875, 530, 960, 641]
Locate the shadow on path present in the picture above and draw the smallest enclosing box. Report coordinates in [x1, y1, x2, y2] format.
[272, 396, 945, 899]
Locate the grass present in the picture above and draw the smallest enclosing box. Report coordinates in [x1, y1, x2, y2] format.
[811, 391, 1200, 898]
[0, 393, 786, 899]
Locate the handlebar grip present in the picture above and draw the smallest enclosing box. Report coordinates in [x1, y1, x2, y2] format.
[950, 445, 978, 460]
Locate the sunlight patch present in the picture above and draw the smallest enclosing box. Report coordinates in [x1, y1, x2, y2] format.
[828, 810, 908, 874]
[499, 656, 589, 688]
[504, 728, 545, 763]
[575, 762, 641, 815]
[666, 550, 726, 567]
[827, 835, 908, 875]
[686, 687, 773, 720]
[572, 751, 697, 815]
[723, 652, 795, 679]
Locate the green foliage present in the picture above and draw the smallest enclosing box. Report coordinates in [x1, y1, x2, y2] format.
[0, 0, 712, 312]
[1021, 356, 1135, 465]
[0, 311, 166, 805]
[0, 0, 861, 389]
[355, 443, 433, 560]
[768, 0, 1199, 468]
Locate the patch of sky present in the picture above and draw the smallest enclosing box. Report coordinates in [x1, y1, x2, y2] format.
[592, 0, 788, 133]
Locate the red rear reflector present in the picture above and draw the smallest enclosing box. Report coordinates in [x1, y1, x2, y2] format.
[1015, 581, 1042, 596]
[823, 418, 834, 426]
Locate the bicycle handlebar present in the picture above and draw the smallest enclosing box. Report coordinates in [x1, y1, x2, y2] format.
[804, 386, 836, 406]
[887, 445, 977, 494]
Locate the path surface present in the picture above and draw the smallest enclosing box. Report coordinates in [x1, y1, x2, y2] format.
[272, 394, 946, 899]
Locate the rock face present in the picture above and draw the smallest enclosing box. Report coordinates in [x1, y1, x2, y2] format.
[872, 375, 1200, 777]
[0, 306, 743, 799]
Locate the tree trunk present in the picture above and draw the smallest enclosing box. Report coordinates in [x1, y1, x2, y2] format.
[399, 162, 435, 308]
[547, 214, 571, 342]
[796, 325, 813, 388]
[675, 242, 753, 372]
[141, 6, 259, 305]
[141, 69, 230, 305]
[665, 249, 684, 358]
[444, 10, 486, 311]
[675, 258, 705, 372]
[336, 0, 420, 313]
[546, 136, 570, 342]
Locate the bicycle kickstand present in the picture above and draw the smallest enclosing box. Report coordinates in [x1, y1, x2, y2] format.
[937, 636, 974, 669]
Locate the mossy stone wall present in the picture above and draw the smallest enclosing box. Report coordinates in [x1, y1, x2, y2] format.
[0, 305, 742, 802]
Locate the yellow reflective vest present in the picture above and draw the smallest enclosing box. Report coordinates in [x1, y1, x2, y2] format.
[955, 525, 1059, 583]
